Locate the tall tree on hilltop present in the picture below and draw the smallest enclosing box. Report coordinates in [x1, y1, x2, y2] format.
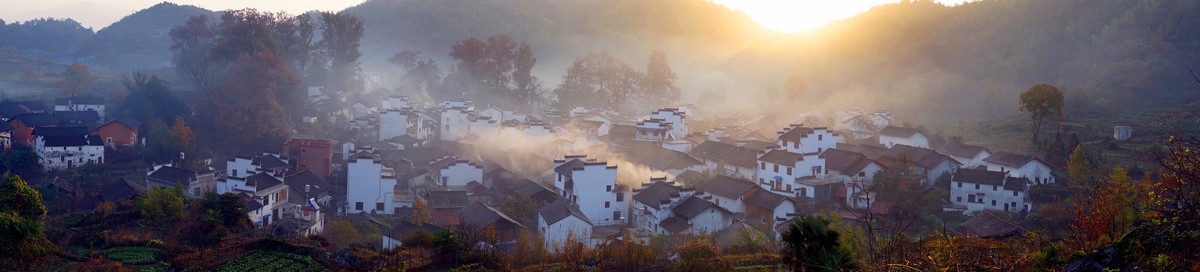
[449, 37, 488, 79]
[211, 9, 287, 63]
[319, 11, 363, 92]
[554, 52, 641, 111]
[169, 15, 219, 95]
[59, 62, 92, 97]
[390, 50, 443, 99]
[641, 50, 680, 107]
[211, 51, 297, 152]
[293, 13, 319, 82]
[1018, 84, 1064, 141]
[483, 35, 518, 92]
[512, 42, 541, 110]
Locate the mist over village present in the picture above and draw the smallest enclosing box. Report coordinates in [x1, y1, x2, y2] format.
[1, 0, 1199, 271]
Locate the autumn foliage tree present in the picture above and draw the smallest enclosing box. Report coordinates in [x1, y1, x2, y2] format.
[211, 51, 297, 152]
[1068, 168, 1147, 249]
[1018, 84, 1064, 140]
[60, 62, 92, 97]
[411, 198, 431, 225]
[0, 175, 50, 258]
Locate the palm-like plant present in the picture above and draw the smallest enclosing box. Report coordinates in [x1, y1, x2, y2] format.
[781, 215, 857, 271]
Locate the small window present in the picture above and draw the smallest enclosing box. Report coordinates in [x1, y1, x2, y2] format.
[968, 195, 976, 203]
[975, 184, 980, 190]
[605, 201, 610, 208]
[956, 196, 962, 202]
[859, 172, 866, 177]
[376, 202, 385, 211]
[818, 135, 823, 141]
[793, 142, 799, 149]
[774, 165, 779, 172]
[616, 192, 624, 202]
[991, 200, 996, 206]
[761, 162, 766, 170]
[993, 185, 997, 191]
[786, 167, 792, 175]
[606, 185, 612, 192]
[1013, 191, 1019, 196]
[957, 182, 962, 188]
[356, 202, 363, 210]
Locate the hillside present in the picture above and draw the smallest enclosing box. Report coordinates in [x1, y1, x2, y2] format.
[772, 0, 1200, 121]
[74, 2, 216, 69]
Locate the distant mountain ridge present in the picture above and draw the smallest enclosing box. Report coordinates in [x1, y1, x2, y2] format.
[74, 2, 217, 70]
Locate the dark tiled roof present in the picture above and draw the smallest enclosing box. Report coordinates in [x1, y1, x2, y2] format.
[633, 181, 682, 209]
[671, 196, 725, 219]
[778, 126, 815, 142]
[723, 147, 759, 168]
[712, 222, 765, 246]
[284, 170, 330, 202]
[689, 141, 738, 162]
[983, 151, 1038, 168]
[426, 190, 470, 209]
[743, 188, 790, 210]
[939, 142, 989, 159]
[246, 172, 283, 191]
[659, 216, 690, 233]
[758, 149, 802, 166]
[0, 102, 33, 118]
[252, 155, 288, 169]
[538, 199, 591, 225]
[55, 96, 104, 105]
[382, 221, 445, 240]
[0, 120, 13, 132]
[821, 149, 876, 174]
[554, 159, 587, 176]
[738, 140, 779, 152]
[34, 126, 89, 136]
[512, 179, 556, 197]
[454, 202, 524, 229]
[698, 175, 756, 200]
[952, 168, 1007, 186]
[957, 211, 1025, 238]
[53, 111, 99, 126]
[624, 144, 702, 170]
[100, 178, 139, 202]
[11, 113, 57, 126]
[836, 143, 889, 160]
[401, 147, 447, 165]
[97, 115, 141, 131]
[673, 171, 706, 185]
[1003, 177, 1031, 191]
[148, 166, 196, 187]
[878, 126, 920, 138]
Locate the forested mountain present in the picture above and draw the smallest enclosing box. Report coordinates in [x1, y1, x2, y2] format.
[75, 2, 216, 70]
[0, 18, 93, 59]
[776, 0, 1200, 120]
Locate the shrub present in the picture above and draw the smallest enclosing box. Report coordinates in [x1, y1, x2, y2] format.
[136, 185, 186, 220]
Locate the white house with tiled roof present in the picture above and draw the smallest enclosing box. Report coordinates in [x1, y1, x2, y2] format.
[984, 151, 1056, 185]
[538, 199, 593, 251]
[427, 156, 483, 190]
[553, 155, 630, 226]
[950, 168, 1032, 213]
[346, 152, 408, 215]
[878, 126, 929, 148]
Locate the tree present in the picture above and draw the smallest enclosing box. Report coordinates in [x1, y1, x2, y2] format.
[412, 198, 431, 225]
[0, 175, 49, 257]
[60, 62, 92, 97]
[1067, 145, 1091, 184]
[1018, 84, 1064, 140]
[210, 51, 297, 151]
[781, 215, 857, 271]
[324, 220, 364, 246]
[500, 193, 541, 228]
[211, 9, 287, 63]
[199, 193, 249, 229]
[449, 37, 488, 80]
[319, 11, 364, 92]
[641, 50, 680, 107]
[0, 151, 41, 179]
[116, 72, 189, 126]
[137, 185, 186, 220]
[554, 52, 642, 112]
[169, 15, 219, 95]
[512, 43, 541, 110]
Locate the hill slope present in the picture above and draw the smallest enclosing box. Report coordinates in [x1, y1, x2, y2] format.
[75, 2, 216, 69]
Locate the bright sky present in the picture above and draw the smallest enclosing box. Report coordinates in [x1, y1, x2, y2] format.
[3, 0, 971, 32]
[709, 0, 974, 32]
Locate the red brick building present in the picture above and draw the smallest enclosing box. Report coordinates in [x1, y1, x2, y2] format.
[283, 138, 334, 176]
[90, 116, 141, 147]
[7, 113, 57, 146]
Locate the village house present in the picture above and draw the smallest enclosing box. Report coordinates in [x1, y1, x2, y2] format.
[90, 116, 140, 147]
[950, 168, 1032, 213]
[820, 148, 886, 209]
[658, 195, 732, 235]
[426, 156, 484, 190]
[698, 175, 758, 213]
[244, 172, 290, 226]
[939, 141, 993, 169]
[742, 187, 798, 237]
[439, 102, 473, 141]
[379, 109, 419, 141]
[553, 155, 630, 226]
[983, 151, 1056, 185]
[754, 148, 824, 196]
[424, 190, 470, 213]
[877, 126, 929, 148]
[689, 141, 758, 179]
[381, 221, 445, 249]
[0, 101, 47, 122]
[453, 201, 525, 242]
[776, 125, 839, 155]
[217, 154, 289, 194]
[33, 126, 104, 169]
[146, 165, 204, 197]
[54, 96, 105, 120]
[283, 138, 334, 176]
[8, 112, 58, 145]
[280, 170, 333, 235]
[876, 144, 960, 187]
[0, 121, 12, 149]
[647, 108, 688, 140]
[538, 199, 593, 251]
[346, 152, 409, 215]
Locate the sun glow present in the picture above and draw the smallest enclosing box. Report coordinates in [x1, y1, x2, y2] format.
[710, 0, 970, 33]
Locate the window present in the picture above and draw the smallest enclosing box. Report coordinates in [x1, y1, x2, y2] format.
[993, 185, 997, 191]
[957, 182, 962, 188]
[760, 162, 766, 170]
[859, 172, 866, 177]
[606, 185, 612, 192]
[263, 197, 270, 206]
[818, 135, 823, 141]
[759, 178, 764, 183]
[793, 142, 799, 149]
[613, 210, 621, 221]
[356, 202, 363, 210]
[818, 148, 823, 153]
[616, 192, 624, 202]
[1013, 191, 1019, 196]
[605, 202, 610, 208]
[786, 167, 792, 175]
[956, 196, 962, 202]
[975, 184, 980, 189]
[233, 170, 238, 177]
[377, 203, 385, 211]
[991, 200, 996, 206]
[967, 195, 976, 203]
[800, 187, 807, 197]
[774, 165, 779, 172]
